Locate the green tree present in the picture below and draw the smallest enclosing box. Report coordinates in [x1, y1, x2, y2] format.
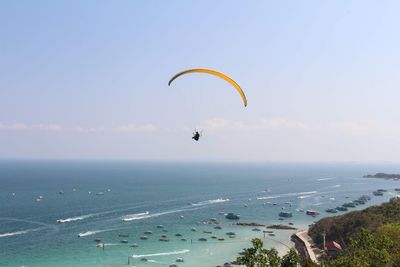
[281, 248, 300, 267]
[327, 228, 393, 267]
[237, 238, 300, 267]
[265, 248, 281, 267]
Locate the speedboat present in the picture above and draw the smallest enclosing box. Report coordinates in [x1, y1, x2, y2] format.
[198, 238, 207, 241]
[96, 192, 104, 196]
[176, 258, 184, 263]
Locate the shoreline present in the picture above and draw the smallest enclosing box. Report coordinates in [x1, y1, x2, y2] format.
[291, 230, 320, 264]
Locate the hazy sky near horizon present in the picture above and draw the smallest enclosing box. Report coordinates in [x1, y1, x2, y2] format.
[1, 1, 400, 162]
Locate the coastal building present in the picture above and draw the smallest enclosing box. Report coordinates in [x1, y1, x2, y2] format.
[325, 241, 342, 256]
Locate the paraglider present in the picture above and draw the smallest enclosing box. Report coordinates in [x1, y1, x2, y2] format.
[168, 68, 247, 141]
[192, 131, 201, 141]
[168, 68, 247, 107]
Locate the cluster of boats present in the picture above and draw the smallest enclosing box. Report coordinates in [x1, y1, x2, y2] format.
[373, 189, 387, 196]
[326, 194, 373, 213]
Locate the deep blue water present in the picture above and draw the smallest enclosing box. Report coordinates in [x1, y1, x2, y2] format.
[0, 161, 399, 267]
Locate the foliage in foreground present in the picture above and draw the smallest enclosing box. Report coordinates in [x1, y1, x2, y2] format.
[324, 224, 400, 267]
[236, 238, 300, 267]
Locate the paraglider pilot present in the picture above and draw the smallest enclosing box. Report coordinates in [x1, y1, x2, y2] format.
[192, 131, 200, 141]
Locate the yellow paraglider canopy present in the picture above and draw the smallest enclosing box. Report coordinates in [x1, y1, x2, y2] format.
[168, 68, 247, 107]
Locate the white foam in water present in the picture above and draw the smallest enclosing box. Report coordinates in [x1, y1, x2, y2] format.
[317, 178, 333, 181]
[298, 194, 314, 199]
[130, 249, 190, 258]
[122, 211, 150, 222]
[78, 230, 105, 237]
[57, 214, 96, 223]
[191, 198, 230, 206]
[147, 259, 168, 264]
[122, 207, 201, 222]
[257, 196, 278, 200]
[0, 228, 42, 238]
[258, 191, 318, 200]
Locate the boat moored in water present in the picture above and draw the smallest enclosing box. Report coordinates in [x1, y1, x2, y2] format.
[225, 213, 240, 220]
[306, 210, 320, 216]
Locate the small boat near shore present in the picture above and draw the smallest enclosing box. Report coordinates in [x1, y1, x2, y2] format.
[325, 208, 338, 213]
[343, 202, 356, 208]
[306, 210, 320, 216]
[118, 233, 129, 237]
[279, 211, 293, 218]
[225, 213, 240, 220]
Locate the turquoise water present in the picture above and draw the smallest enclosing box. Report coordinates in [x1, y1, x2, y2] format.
[0, 161, 399, 267]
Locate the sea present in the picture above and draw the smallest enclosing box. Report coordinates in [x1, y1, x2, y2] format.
[0, 160, 399, 267]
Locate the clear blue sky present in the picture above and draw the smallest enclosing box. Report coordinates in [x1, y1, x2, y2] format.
[1, 1, 400, 161]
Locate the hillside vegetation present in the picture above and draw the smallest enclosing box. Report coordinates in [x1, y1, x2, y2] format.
[308, 198, 400, 248]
